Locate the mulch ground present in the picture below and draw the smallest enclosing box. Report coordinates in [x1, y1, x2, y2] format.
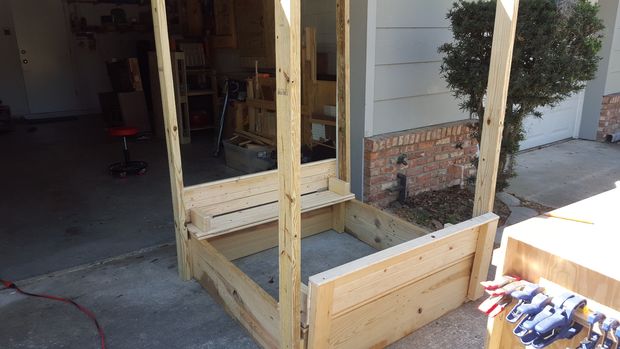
[388, 185, 512, 231]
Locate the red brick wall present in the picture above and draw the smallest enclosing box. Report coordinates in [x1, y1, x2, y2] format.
[598, 93, 620, 141]
[363, 120, 478, 207]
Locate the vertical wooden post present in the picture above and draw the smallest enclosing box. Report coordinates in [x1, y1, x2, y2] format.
[336, 0, 350, 182]
[275, 0, 302, 348]
[470, 0, 519, 299]
[472, 0, 520, 217]
[151, 0, 191, 280]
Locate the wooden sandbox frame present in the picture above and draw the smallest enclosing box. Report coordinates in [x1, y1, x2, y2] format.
[150, 0, 520, 347]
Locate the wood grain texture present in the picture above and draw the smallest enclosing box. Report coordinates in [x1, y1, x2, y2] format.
[307, 213, 498, 348]
[275, 0, 303, 347]
[344, 200, 429, 250]
[183, 159, 336, 216]
[472, 0, 520, 217]
[191, 238, 279, 348]
[205, 207, 333, 261]
[307, 281, 335, 349]
[467, 216, 499, 300]
[336, 0, 350, 182]
[189, 191, 354, 238]
[150, 0, 190, 280]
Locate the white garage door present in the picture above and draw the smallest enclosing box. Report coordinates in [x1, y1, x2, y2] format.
[519, 92, 584, 150]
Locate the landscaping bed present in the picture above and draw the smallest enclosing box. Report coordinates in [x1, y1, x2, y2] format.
[388, 186, 511, 231]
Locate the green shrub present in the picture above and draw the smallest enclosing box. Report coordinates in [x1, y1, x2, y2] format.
[439, 0, 603, 190]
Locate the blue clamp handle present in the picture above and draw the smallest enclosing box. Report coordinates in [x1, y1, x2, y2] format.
[507, 289, 547, 324]
[577, 312, 605, 349]
[516, 292, 574, 343]
[529, 295, 586, 348]
[598, 318, 619, 349]
[512, 294, 554, 337]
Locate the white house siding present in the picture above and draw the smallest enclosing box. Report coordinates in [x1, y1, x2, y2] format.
[605, 2, 620, 95]
[370, 0, 468, 136]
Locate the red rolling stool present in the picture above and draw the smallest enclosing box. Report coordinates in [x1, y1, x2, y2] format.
[108, 127, 148, 177]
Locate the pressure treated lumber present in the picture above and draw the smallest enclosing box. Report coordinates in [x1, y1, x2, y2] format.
[275, 0, 303, 347]
[206, 207, 333, 261]
[307, 212, 499, 348]
[471, 0, 519, 299]
[150, 0, 190, 280]
[183, 159, 336, 216]
[190, 237, 279, 349]
[344, 200, 429, 250]
[189, 190, 355, 239]
[336, 0, 350, 182]
[472, 0, 519, 217]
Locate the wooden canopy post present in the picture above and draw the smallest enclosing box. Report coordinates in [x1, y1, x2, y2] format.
[336, 0, 350, 182]
[470, 0, 520, 300]
[332, 0, 350, 233]
[151, 0, 191, 280]
[275, 0, 302, 348]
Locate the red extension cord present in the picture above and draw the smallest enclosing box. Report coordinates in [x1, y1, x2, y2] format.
[1, 278, 106, 349]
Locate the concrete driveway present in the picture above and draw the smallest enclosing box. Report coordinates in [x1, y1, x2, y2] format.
[508, 140, 620, 208]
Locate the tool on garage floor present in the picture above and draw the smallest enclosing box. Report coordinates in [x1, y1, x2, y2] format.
[214, 79, 234, 157]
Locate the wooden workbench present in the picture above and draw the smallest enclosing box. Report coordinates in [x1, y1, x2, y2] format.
[487, 188, 620, 348]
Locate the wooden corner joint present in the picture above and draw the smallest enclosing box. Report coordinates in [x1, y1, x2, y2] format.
[189, 209, 212, 232]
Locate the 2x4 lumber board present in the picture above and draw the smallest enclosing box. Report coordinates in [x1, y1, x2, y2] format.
[150, 0, 190, 280]
[190, 238, 280, 349]
[191, 191, 355, 238]
[183, 159, 336, 214]
[472, 0, 520, 217]
[328, 178, 350, 233]
[467, 217, 499, 300]
[192, 174, 330, 218]
[336, 0, 350, 182]
[343, 200, 429, 250]
[307, 280, 335, 349]
[310, 213, 498, 315]
[204, 207, 333, 261]
[302, 27, 317, 147]
[314, 224, 486, 316]
[325, 257, 474, 349]
[275, 0, 303, 347]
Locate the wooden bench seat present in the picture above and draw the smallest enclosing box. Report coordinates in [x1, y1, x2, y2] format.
[183, 159, 354, 240]
[189, 189, 354, 239]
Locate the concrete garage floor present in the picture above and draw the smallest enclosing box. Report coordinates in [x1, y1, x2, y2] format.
[508, 139, 620, 208]
[0, 232, 490, 349]
[0, 116, 241, 280]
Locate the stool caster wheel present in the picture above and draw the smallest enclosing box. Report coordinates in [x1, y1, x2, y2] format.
[109, 161, 148, 178]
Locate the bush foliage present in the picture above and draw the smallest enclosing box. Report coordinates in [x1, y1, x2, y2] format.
[439, 0, 603, 190]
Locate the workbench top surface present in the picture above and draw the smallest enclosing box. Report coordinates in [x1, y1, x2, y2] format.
[502, 188, 619, 282]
